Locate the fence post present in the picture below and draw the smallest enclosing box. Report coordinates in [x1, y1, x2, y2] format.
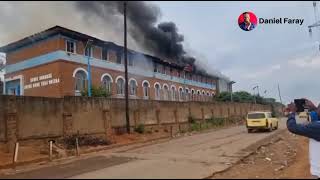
[12, 142, 19, 165]
[49, 140, 53, 161]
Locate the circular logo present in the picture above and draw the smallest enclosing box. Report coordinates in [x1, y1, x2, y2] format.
[238, 12, 258, 31]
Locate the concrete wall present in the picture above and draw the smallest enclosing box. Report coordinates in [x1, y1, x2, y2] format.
[16, 96, 64, 140]
[0, 96, 6, 142]
[0, 95, 271, 150]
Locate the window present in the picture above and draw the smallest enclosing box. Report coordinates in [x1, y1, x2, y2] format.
[163, 85, 169, 100]
[202, 91, 205, 101]
[102, 48, 108, 61]
[191, 90, 195, 101]
[165, 67, 170, 75]
[117, 78, 125, 95]
[143, 82, 149, 98]
[185, 89, 189, 101]
[102, 76, 112, 93]
[66, 40, 76, 53]
[75, 70, 87, 93]
[247, 113, 265, 119]
[179, 88, 184, 101]
[155, 64, 164, 74]
[155, 84, 161, 100]
[84, 46, 93, 57]
[128, 56, 133, 66]
[117, 53, 122, 64]
[197, 91, 201, 101]
[129, 80, 137, 96]
[171, 87, 176, 101]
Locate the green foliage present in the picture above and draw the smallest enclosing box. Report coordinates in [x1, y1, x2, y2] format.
[81, 86, 112, 97]
[206, 117, 225, 126]
[214, 90, 284, 108]
[134, 124, 145, 134]
[188, 115, 196, 124]
[190, 122, 201, 131]
[215, 92, 232, 102]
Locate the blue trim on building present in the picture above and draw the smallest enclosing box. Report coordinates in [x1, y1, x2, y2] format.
[5, 50, 216, 90]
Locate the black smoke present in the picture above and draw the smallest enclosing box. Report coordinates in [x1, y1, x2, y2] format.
[75, 1, 197, 66]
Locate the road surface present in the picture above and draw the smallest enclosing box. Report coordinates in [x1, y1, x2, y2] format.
[0, 118, 287, 179]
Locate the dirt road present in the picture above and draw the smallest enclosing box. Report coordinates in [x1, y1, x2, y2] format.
[211, 130, 312, 179]
[0, 118, 287, 179]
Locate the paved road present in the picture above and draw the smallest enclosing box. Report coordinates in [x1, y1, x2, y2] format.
[0, 118, 287, 179]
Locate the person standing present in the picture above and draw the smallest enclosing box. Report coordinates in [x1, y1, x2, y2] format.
[287, 99, 320, 179]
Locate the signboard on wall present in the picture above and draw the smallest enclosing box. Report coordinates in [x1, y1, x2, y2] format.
[24, 73, 60, 90]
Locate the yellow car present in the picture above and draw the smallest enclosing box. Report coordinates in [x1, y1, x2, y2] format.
[246, 111, 279, 133]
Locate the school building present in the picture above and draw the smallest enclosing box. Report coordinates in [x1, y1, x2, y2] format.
[0, 26, 233, 101]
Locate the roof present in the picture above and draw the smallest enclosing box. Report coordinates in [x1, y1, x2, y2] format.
[247, 111, 272, 114]
[0, 25, 220, 79]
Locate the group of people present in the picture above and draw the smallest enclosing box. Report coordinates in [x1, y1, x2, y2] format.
[287, 99, 320, 179]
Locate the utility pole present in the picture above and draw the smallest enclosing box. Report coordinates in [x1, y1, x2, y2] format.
[277, 83, 284, 115]
[252, 85, 258, 104]
[309, 2, 320, 50]
[124, 1, 130, 134]
[84, 39, 93, 97]
[277, 83, 283, 105]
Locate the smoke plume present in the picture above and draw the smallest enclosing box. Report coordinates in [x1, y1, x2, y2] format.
[75, 1, 197, 65]
[0, 1, 230, 80]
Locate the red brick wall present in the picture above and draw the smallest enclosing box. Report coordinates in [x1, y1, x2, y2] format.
[6, 37, 64, 65]
[5, 62, 62, 97]
[5, 60, 216, 99]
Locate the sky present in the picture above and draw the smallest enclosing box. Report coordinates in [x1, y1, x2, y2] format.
[152, 1, 320, 105]
[0, 1, 319, 105]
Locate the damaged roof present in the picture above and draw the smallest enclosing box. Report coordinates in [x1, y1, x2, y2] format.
[0, 25, 221, 79]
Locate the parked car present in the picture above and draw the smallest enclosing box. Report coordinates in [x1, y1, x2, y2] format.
[246, 111, 279, 133]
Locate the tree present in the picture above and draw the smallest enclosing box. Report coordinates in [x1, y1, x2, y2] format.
[215, 92, 231, 102]
[233, 91, 255, 103]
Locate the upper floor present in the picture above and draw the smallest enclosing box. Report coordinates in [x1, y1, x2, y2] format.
[0, 26, 223, 91]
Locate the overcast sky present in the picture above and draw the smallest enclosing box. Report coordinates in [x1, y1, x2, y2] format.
[153, 1, 320, 105]
[0, 1, 319, 105]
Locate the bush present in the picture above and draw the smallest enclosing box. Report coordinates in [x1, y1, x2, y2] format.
[188, 115, 196, 124]
[134, 124, 145, 134]
[190, 122, 200, 131]
[81, 86, 112, 97]
[62, 134, 112, 149]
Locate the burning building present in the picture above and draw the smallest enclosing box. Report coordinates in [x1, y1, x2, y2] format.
[0, 26, 231, 101]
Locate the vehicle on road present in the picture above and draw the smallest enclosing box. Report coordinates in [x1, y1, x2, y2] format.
[246, 111, 279, 133]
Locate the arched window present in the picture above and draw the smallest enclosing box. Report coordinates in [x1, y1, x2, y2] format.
[155, 83, 161, 100]
[74, 70, 87, 93]
[101, 75, 112, 94]
[185, 89, 189, 101]
[197, 90, 201, 101]
[129, 80, 137, 96]
[143, 81, 149, 99]
[202, 91, 205, 101]
[117, 78, 125, 95]
[179, 88, 184, 101]
[191, 89, 195, 101]
[163, 85, 169, 100]
[171, 86, 176, 101]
